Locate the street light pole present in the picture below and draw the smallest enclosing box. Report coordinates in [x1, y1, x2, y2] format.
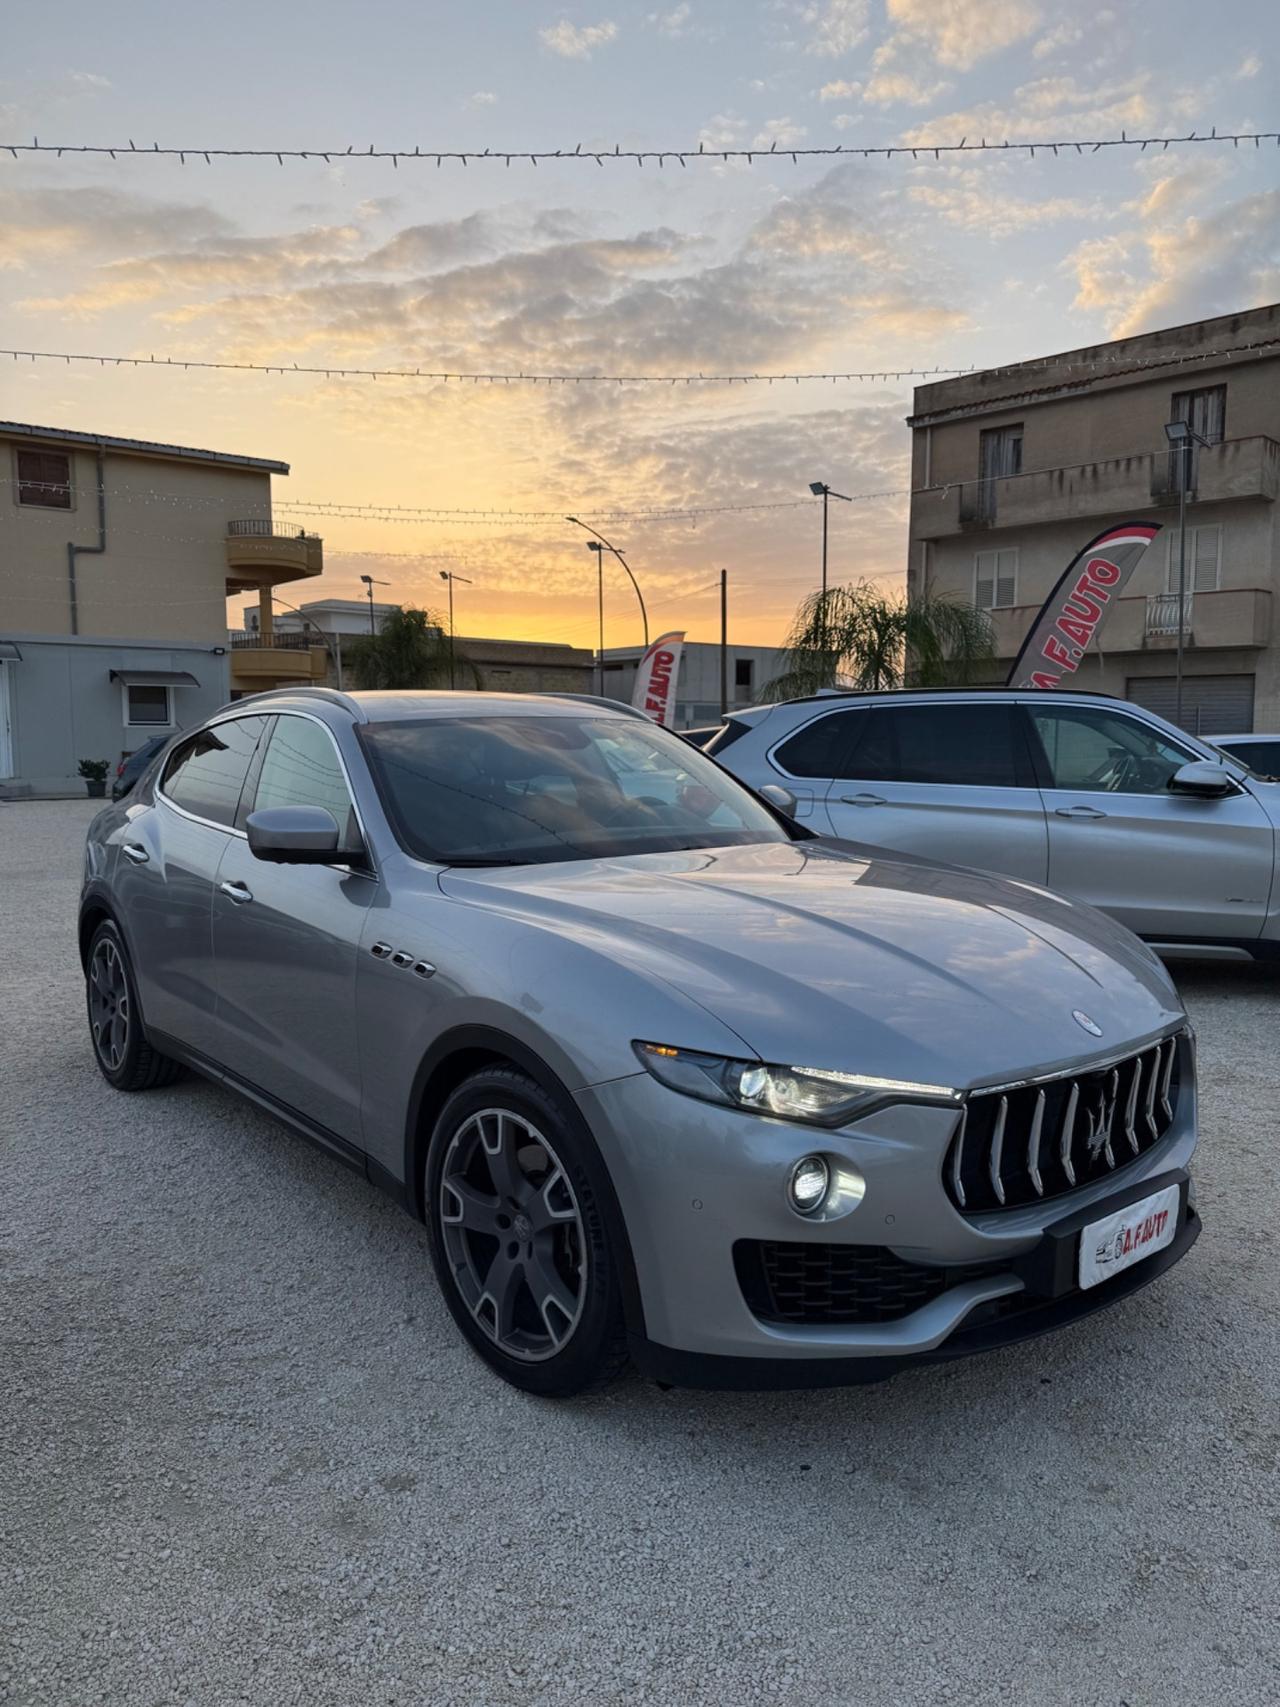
[808, 481, 852, 601]
[719, 568, 728, 719]
[565, 517, 649, 648]
[359, 573, 388, 636]
[438, 570, 474, 690]
[586, 542, 606, 695]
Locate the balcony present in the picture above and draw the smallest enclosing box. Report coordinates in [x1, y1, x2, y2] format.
[225, 520, 323, 591]
[227, 628, 329, 694]
[914, 437, 1280, 539]
[984, 586, 1272, 659]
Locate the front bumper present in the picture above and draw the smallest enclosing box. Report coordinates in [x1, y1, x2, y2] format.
[575, 1059, 1199, 1384]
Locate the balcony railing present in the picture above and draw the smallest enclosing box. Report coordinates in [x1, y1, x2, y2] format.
[1145, 592, 1192, 637]
[227, 519, 321, 540]
[227, 628, 316, 650]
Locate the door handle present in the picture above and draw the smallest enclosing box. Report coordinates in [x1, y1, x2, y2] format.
[122, 843, 150, 864]
[1054, 805, 1108, 819]
[839, 793, 887, 807]
[219, 879, 254, 904]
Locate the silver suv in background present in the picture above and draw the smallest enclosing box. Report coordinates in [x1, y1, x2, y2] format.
[709, 689, 1280, 961]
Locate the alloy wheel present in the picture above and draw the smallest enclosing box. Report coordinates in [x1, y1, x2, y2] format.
[439, 1107, 587, 1362]
[89, 937, 130, 1072]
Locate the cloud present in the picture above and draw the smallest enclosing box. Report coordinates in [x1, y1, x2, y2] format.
[885, 0, 1042, 71]
[1236, 52, 1261, 79]
[752, 117, 808, 149]
[907, 171, 1107, 237]
[0, 185, 232, 270]
[819, 79, 859, 102]
[1031, 13, 1114, 60]
[469, 90, 498, 105]
[1066, 178, 1280, 337]
[539, 18, 619, 58]
[901, 72, 1153, 145]
[797, 0, 871, 57]
[863, 69, 951, 106]
[68, 70, 112, 89]
[647, 3, 691, 35]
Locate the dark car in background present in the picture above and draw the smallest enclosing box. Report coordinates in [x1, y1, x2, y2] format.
[111, 734, 172, 801]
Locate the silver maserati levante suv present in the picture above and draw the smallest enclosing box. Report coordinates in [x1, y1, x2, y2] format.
[81, 688, 1199, 1394]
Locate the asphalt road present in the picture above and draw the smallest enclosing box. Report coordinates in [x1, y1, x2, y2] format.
[2, 799, 1278, 1707]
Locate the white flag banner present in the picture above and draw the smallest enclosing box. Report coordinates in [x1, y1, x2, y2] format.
[1006, 522, 1161, 689]
[631, 631, 685, 726]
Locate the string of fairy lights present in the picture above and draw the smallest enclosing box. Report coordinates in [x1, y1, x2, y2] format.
[5, 337, 1278, 389]
[4, 127, 1277, 167]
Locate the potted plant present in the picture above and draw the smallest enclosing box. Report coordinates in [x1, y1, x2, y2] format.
[78, 758, 110, 799]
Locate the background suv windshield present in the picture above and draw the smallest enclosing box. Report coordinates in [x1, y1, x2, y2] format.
[362, 715, 788, 865]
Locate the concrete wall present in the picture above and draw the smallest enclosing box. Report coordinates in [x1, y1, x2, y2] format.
[1, 634, 230, 797]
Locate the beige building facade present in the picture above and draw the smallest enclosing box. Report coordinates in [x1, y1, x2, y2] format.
[0, 420, 322, 795]
[907, 303, 1280, 734]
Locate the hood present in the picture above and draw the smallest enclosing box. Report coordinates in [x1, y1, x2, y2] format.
[439, 841, 1184, 1091]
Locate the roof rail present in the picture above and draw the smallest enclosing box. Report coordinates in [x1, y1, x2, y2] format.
[774, 684, 1129, 707]
[226, 684, 369, 721]
[548, 692, 651, 721]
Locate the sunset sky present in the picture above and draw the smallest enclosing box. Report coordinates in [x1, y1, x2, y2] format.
[2, 0, 1276, 652]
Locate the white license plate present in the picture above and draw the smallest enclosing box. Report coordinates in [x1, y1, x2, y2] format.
[1078, 1183, 1181, 1291]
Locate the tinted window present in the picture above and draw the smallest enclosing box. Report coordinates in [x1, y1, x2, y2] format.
[253, 716, 360, 843]
[362, 715, 788, 866]
[775, 711, 864, 778]
[161, 716, 268, 827]
[1029, 706, 1195, 794]
[1218, 740, 1280, 779]
[849, 705, 1024, 787]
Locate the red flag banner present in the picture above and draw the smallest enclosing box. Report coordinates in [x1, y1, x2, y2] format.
[631, 631, 685, 726]
[1006, 522, 1162, 689]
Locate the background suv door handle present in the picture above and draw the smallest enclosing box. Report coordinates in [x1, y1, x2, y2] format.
[122, 843, 150, 864]
[839, 793, 887, 807]
[1054, 805, 1108, 819]
[219, 879, 254, 904]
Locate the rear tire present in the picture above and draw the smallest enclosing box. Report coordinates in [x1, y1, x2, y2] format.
[85, 919, 184, 1091]
[424, 1066, 629, 1397]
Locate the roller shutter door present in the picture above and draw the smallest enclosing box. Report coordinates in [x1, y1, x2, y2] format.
[1125, 673, 1255, 736]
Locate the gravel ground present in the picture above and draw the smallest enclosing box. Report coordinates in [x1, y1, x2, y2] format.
[2, 798, 1278, 1707]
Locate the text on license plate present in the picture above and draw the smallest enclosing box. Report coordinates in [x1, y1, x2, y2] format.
[1078, 1183, 1181, 1291]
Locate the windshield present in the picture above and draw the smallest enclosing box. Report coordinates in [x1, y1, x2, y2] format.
[361, 714, 790, 866]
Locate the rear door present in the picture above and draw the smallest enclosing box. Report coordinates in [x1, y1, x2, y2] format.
[820, 700, 1049, 882]
[765, 707, 871, 826]
[212, 711, 375, 1146]
[119, 715, 269, 1047]
[1024, 700, 1275, 940]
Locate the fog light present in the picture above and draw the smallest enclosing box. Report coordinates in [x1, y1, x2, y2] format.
[788, 1155, 829, 1214]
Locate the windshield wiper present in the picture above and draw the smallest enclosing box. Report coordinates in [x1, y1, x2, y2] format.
[442, 856, 529, 868]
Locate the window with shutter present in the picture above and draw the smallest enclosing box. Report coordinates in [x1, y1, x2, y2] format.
[1166, 526, 1222, 593]
[974, 547, 1018, 610]
[16, 449, 72, 509]
[976, 425, 1023, 521]
[1168, 386, 1226, 491]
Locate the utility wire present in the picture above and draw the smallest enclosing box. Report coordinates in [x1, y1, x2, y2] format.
[4, 128, 1277, 166]
[7, 338, 1277, 388]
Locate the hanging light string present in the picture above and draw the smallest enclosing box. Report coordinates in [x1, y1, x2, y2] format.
[5, 335, 1277, 389]
[3, 128, 1277, 167]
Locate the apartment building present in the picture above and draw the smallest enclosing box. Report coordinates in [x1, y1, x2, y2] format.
[907, 302, 1280, 733]
[0, 421, 322, 795]
[238, 598, 595, 694]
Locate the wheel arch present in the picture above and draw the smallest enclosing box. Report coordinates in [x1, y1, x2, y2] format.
[402, 1024, 647, 1338]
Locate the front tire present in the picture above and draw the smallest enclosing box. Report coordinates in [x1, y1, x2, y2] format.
[85, 919, 183, 1091]
[424, 1067, 629, 1397]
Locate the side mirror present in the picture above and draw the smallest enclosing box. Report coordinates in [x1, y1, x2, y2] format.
[246, 805, 348, 863]
[759, 783, 799, 818]
[1168, 761, 1237, 799]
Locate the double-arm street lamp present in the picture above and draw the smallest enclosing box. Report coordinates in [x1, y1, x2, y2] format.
[1163, 419, 1210, 730]
[565, 517, 650, 698]
[809, 480, 852, 599]
[438, 569, 474, 690]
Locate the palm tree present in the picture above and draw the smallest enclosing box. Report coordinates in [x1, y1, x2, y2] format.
[344, 606, 482, 691]
[765, 581, 995, 700]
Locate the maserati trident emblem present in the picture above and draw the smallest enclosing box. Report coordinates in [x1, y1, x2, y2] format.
[1084, 1089, 1117, 1161]
[1072, 1010, 1103, 1038]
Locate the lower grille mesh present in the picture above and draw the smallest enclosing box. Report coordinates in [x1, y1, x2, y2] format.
[734, 1241, 1002, 1326]
[945, 1034, 1183, 1215]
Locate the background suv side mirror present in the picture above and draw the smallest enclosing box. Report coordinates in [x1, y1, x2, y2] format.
[246, 805, 357, 863]
[1168, 761, 1237, 799]
[758, 783, 798, 818]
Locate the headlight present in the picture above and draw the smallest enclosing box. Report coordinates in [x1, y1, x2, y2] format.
[633, 1042, 960, 1127]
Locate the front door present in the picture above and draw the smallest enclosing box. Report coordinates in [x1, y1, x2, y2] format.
[821, 700, 1049, 883]
[212, 713, 374, 1144]
[1024, 700, 1275, 941]
[0, 661, 13, 778]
